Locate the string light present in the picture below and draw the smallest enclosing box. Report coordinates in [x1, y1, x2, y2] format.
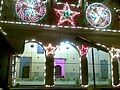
[0, 20, 119, 32]
[0, 30, 7, 35]
[55, 0, 82, 8]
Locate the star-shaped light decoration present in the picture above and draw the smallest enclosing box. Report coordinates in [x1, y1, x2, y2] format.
[54, 2, 80, 26]
[80, 44, 89, 57]
[45, 43, 55, 55]
[110, 47, 118, 59]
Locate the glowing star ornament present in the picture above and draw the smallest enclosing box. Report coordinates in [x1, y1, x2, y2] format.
[80, 44, 89, 57]
[54, 2, 80, 26]
[110, 47, 118, 59]
[45, 43, 55, 55]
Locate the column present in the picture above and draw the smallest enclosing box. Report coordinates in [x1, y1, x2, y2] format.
[0, 52, 11, 89]
[81, 56, 88, 85]
[45, 54, 54, 85]
[112, 57, 119, 85]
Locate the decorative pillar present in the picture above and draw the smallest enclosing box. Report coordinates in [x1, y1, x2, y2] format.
[80, 44, 89, 85]
[110, 47, 119, 86]
[0, 52, 11, 89]
[81, 56, 88, 85]
[112, 57, 119, 85]
[8, 54, 13, 88]
[45, 43, 55, 86]
[45, 54, 54, 85]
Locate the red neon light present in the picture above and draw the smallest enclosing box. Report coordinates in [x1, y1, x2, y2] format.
[54, 2, 80, 26]
[80, 44, 89, 57]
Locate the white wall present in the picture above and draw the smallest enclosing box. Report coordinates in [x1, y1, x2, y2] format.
[15, 41, 46, 85]
[87, 47, 111, 84]
[54, 42, 81, 84]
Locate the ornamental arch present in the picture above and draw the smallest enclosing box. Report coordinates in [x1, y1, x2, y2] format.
[87, 47, 111, 85]
[54, 42, 81, 85]
[13, 41, 46, 85]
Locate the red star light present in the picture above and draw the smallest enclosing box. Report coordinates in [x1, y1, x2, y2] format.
[54, 2, 80, 26]
[80, 44, 89, 57]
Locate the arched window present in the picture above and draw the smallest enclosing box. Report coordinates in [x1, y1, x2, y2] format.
[54, 42, 80, 85]
[19, 57, 32, 78]
[55, 65, 62, 78]
[22, 66, 30, 78]
[15, 41, 46, 85]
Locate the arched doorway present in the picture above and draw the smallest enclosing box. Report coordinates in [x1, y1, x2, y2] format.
[14, 41, 46, 85]
[55, 65, 62, 78]
[54, 42, 81, 85]
[87, 48, 111, 85]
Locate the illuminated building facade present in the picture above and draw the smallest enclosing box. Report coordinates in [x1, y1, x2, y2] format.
[0, 0, 120, 89]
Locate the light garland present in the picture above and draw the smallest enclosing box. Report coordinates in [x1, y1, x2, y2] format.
[0, 0, 3, 18]
[55, 0, 82, 7]
[0, 20, 120, 32]
[54, 2, 80, 26]
[0, 30, 7, 35]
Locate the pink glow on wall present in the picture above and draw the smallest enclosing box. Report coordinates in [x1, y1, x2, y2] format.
[54, 58, 65, 77]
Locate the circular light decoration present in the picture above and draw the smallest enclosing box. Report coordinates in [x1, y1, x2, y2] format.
[15, 0, 46, 22]
[86, 3, 111, 28]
